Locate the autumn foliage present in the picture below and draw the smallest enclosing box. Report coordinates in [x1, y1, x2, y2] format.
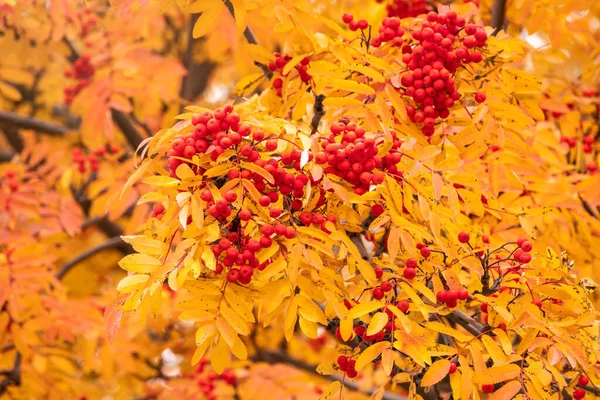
[1, 0, 600, 399]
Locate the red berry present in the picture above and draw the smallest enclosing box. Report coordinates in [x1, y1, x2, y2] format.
[436, 290, 447, 303]
[482, 384, 494, 394]
[458, 232, 470, 243]
[520, 241, 533, 252]
[381, 281, 392, 292]
[517, 237, 528, 247]
[357, 19, 368, 30]
[373, 287, 385, 300]
[239, 209, 251, 221]
[457, 289, 469, 301]
[474, 92, 486, 103]
[397, 300, 409, 313]
[406, 258, 417, 268]
[227, 269, 240, 283]
[374, 268, 383, 278]
[337, 355, 348, 366]
[449, 362, 457, 374]
[519, 252, 531, 264]
[259, 195, 271, 207]
[579, 376, 589, 386]
[573, 388, 586, 399]
[403, 268, 416, 280]
[420, 247, 431, 258]
[342, 13, 353, 24]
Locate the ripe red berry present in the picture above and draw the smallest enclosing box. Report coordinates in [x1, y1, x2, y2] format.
[519, 252, 532, 264]
[373, 287, 385, 300]
[436, 290, 447, 303]
[517, 237, 528, 247]
[342, 13, 353, 24]
[299, 211, 313, 225]
[420, 247, 431, 258]
[520, 241, 533, 252]
[269, 207, 282, 218]
[449, 362, 457, 374]
[403, 268, 416, 280]
[482, 384, 494, 394]
[227, 269, 240, 283]
[259, 195, 271, 207]
[374, 268, 383, 278]
[458, 232, 470, 243]
[579, 375, 589, 386]
[357, 19, 368, 30]
[397, 300, 409, 313]
[474, 92, 486, 103]
[573, 388, 586, 399]
[406, 258, 417, 268]
[239, 209, 251, 221]
[381, 281, 392, 292]
[224, 191, 237, 203]
[457, 289, 469, 301]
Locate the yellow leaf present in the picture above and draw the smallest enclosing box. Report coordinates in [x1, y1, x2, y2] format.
[356, 341, 390, 370]
[193, 3, 221, 38]
[488, 380, 521, 400]
[421, 359, 451, 387]
[210, 337, 230, 374]
[319, 381, 341, 400]
[352, 64, 385, 82]
[424, 322, 471, 342]
[231, 334, 248, 360]
[473, 364, 521, 385]
[142, 175, 180, 187]
[322, 97, 364, 107]
[234, 73, 266, 96]
[116, 274, 149, 292]
[195, 323, 216, 346]
[220, 303, 250, 335]
[240, 161, 274, 184]
[118, 254, 161, 273]
[331, 79, 375, 95]
[282, 54, 307, 76]
[382, 349, 395, 376]
[228, 0, 246, 36]
[348, 300, 384, 319]
[340, 318, 354, 341]
[0, 82, 22, 101]
[388, 226, 400, 260]
[366, 312, 389, 336]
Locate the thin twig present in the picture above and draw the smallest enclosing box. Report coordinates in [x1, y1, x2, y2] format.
[222, 0, 270, 75]
[56, 236, 130, 280]
[490, 0, 508, 35]
[0, 352, 21, 395]
[0, 111, 70, 135]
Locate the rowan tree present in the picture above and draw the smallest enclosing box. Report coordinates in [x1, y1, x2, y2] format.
[1, 0, 599, 400]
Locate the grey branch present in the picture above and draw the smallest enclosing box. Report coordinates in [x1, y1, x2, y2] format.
[0, 111, 70, 135]
[222, 0, 270, 75]
[56, 236, 131, 280]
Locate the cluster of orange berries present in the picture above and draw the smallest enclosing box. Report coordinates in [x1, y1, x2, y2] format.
[376, 0, 430, 19]
[195, 358, 236, 400]
[64, 54, 95, 105]
[71, 145, 119, 174]
[400, 12, 488, 135]
[4, 170, 19, 193]
[268, 53, 312, 97]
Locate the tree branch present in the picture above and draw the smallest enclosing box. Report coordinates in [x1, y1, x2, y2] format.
[109, 109, 145, 151]
[253, 349, 406, 400]
[222, 0, 270, 75]
[180, 14, 217, 107]
[0, 148, 14, 162]
[0, 111, 70, 135]
[0, 352, 21, 395]
[490, 0, 508, 35]
[56, 236, 131, 280]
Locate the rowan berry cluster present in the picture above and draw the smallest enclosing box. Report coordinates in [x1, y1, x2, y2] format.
[71, 145, 119, 174]
[371, 16, 405, 47]
[314, 119, 386, 194]
[72, 7, 97, 37]
[195, 358, 236, 400]
[336, 355, 358, 378]
[376, 0, 430, 19]
[4, 170, 19, 193]
[268, 53, 311, 97]
[64, 54, 95, 105]
[167, 106, 240, 176]
[436, 288, 469, 308]
[341, 13, 369, 32]
[397, 12, 488, 136]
